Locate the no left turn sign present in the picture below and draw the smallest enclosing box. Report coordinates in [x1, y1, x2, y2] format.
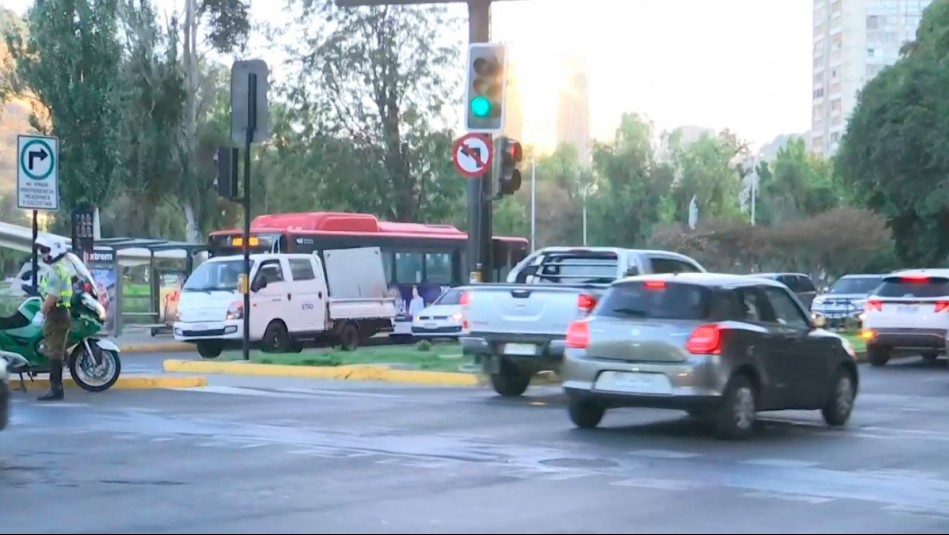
[452, 133, 493, 179]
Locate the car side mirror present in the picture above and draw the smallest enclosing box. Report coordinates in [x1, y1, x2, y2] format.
[514, 265, 537, 283]
[624, 268, 639, 277]
[811, 315, 827, 329]
[252, 278, 267, 292]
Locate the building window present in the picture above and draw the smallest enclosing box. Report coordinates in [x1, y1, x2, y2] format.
[830, 132, 841, 142]
[867, 15, 880, 29]
[813, 88, 825, 99]
[867, 47, 875, 57]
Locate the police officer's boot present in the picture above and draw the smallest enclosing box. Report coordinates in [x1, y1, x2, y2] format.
[37, 364, 64, 401]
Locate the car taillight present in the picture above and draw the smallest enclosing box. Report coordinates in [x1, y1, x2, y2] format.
[566, 320, 590, 349]
[900, 275, 930, 283]
[685, 324, 723, 355]
[643, 280, 666, 290]
[577, 293, 597, 315]
[936, 301, 949, 313]
[866, 299, 883, 311]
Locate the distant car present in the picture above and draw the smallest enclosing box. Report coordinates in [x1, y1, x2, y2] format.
[561, 273, 859, 439]
[811, 274, 884, 328]
[861, 269, 949, 366]
[746, 272, 818, 309]
[411, 288, 464, 339]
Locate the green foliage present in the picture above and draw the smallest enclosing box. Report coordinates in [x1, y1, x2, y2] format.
[8, 0, 124, 210]
[835, 0, 949, 265]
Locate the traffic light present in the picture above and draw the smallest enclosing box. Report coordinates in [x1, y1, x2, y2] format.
[497, 137, 522, 195]
[465, 42, 507, 133]
[215, 146, 239, 199]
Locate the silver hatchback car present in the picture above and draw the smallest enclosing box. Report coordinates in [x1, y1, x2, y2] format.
[561, 273, 859, 439]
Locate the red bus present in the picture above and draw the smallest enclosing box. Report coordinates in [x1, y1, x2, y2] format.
[207, 211, 529, 335]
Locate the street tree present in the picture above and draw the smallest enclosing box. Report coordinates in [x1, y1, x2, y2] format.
[835, 0, 949, 265]
[7, 0, 124, 210]
[289, 0, 464, 222]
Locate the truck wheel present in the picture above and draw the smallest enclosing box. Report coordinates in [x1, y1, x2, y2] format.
[262, 321, 291, 353]
[921, 350, 938, 361]
[339, 323, 360, 352]
[196, 341, 223, 359]
[490, 359, 531, 397]
[867, 345, 890, 367]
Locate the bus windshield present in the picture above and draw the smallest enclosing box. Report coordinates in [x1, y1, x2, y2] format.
[183, 260, 251, 292]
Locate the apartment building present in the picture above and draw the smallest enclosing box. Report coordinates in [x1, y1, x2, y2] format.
[556, 54, 591, 166]
[811, 0, 931, 157]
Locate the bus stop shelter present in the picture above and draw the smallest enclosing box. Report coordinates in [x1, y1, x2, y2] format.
[92, 238, 207, 337]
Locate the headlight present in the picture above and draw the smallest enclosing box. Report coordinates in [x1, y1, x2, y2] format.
[225, 301, 243, 320]
[450, 312, 462, 322]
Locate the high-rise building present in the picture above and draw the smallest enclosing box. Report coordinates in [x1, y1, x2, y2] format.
[556, 54, 591, 166]
[811, 0, 932, 157]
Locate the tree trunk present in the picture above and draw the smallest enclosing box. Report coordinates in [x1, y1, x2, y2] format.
[180, 0, 202, 243]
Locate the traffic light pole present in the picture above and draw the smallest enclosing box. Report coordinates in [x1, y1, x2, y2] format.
[467, 0, 493, 283]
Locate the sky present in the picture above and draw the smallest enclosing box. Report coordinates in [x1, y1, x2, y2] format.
[0, 0, 813, 149]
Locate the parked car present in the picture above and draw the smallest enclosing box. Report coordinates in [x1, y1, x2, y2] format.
[861, 269, 949, 366]
[460, 246, 707, 397]
[561, 272, 859, 439]
[746, 273, 818, 309]
[411, 288, 464, 339]
[811, 274, 884, 328]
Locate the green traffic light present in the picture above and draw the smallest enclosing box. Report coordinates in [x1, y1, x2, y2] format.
[470, 96, 491, 118]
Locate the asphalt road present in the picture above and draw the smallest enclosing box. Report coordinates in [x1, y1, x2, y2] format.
[4, 356, 949, 534]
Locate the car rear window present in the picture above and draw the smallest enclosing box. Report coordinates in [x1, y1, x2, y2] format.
[519, 251, 618, 285]
[875, 276, 949, 298]
[830, 277, 883, 294]
[596, 281, 711, 320]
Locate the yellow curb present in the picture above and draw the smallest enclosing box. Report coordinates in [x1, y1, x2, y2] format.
[163, 359, 565, 387]
[164, 359, 483, 387]
[14, 375, 207, 390]
[119, 342, 194, 354]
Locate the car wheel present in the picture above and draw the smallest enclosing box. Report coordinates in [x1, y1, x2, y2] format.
[196, 341, 223, 359]
[867, 345, 890, 367]
[921, 350, 939, 361]
[568, 398, 606, 429]
[262, 321, 291, 353]
[822, 367, 856, 427]
[714, 375, 757, 440]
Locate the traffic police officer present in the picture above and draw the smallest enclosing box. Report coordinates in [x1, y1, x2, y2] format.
[31, 234, 74, 402]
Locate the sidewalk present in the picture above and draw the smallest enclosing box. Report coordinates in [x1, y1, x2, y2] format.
[115, 327, 193, 354]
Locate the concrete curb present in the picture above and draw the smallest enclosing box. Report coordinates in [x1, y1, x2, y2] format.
[163, 359, 564, 387]
[13, 375, 207, 390]
[119, 342, 193, 354]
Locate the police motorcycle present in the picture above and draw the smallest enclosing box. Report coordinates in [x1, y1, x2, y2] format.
[0, 251, 122, 393]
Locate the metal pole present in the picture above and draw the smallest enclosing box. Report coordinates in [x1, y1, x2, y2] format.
[582, 193, 588, 246]
[30, 210, 38, 291]
[242, 73, 257, 361]
[750, 168, 757, 226]
[530, 159, 536, 251]
[467, 0, 491, 283]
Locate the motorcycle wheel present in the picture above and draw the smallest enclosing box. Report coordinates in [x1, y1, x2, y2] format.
[68, 343, 121, 392]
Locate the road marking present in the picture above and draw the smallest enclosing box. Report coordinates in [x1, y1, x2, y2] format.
[611, 478, 702, 491]
[742, 491, 835, 504]
[627, 449, 703, 459]
[741, 459, 820, 468]
[178, 385, 407, 400]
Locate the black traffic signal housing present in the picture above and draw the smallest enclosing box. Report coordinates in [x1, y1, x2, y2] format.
[465, 42, 507, 133]
[497, 137, 522, 196]
[215, 146, 239, 200]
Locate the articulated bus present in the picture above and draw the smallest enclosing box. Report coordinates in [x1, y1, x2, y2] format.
[207, 211, 529, 335]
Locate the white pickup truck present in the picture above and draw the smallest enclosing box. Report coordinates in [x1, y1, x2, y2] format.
[459, 247, 707, 396]
[174, 249, 397, 357]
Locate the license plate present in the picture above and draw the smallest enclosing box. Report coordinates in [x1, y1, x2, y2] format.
[424, 322, 437, 329]
[505, 343, 537, 356]
[897, 305, 917, 313]
[594, 371, 673, 395]
[191, 323, 213, 331]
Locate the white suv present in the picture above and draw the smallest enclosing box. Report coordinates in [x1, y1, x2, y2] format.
[862, 269, 949, 366]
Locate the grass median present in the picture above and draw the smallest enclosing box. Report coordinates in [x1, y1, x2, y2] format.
[215, 341, 476, 373]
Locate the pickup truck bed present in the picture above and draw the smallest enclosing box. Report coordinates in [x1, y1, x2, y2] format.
[459, 246, 707, 397]
[328, 298, 398, 322]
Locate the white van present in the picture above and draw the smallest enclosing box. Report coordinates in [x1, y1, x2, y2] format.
[174, 249, 397, 358]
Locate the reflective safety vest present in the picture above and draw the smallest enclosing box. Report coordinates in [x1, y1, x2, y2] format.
[39, 261, 74, 308]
